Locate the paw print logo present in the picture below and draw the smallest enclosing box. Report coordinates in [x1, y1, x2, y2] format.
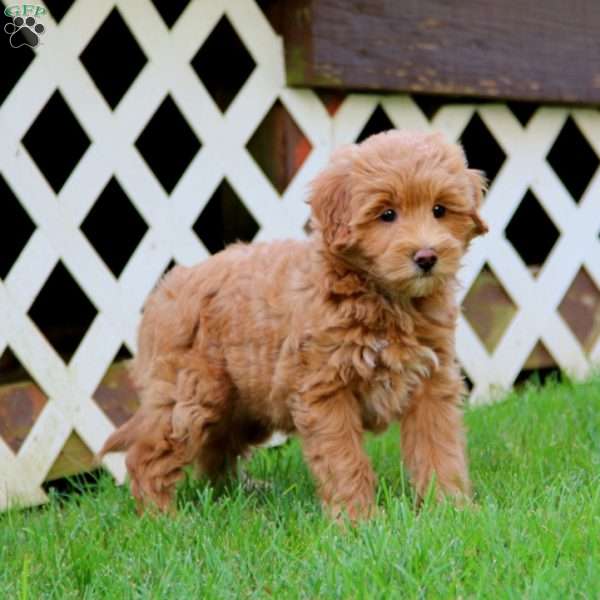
[4, 16, 45, 48]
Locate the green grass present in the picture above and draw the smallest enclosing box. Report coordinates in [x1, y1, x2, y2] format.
[2, 376, 599, 599]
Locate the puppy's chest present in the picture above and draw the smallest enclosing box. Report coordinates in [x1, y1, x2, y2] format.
[355, 337, 439, 432]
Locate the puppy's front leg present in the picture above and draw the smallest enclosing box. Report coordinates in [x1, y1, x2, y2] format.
[400, 368, 471, 504]
[293, 388, 376, 521]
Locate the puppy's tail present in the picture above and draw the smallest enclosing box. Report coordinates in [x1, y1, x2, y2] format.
[96, 411, 146, 461]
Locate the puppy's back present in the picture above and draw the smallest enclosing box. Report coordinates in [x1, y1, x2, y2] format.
[130, 239, 314, 403]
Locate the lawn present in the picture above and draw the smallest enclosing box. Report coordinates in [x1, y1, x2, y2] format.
[1, 375, 599, 599]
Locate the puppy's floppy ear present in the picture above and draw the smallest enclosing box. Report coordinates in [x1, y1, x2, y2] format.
[467, 169, 489, 237]
[309, 145, 355, 251]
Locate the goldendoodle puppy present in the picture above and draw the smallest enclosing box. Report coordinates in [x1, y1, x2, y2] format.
[99, 130, 488, 520]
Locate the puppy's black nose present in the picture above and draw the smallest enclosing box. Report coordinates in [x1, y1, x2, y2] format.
[413, 249, 437, 273]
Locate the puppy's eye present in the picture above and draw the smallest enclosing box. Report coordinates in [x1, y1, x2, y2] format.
[432, 204, 446, 219]
[380, 209, 397, 222]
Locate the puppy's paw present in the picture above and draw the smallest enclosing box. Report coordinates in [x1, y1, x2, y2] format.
[327, 501, 376, 525]
[453, 495, 479, 511]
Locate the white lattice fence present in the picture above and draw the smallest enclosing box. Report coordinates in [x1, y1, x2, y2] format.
[1, 0, 599, 509]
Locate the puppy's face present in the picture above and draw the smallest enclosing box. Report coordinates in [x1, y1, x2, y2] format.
[310, 130, 488, 297]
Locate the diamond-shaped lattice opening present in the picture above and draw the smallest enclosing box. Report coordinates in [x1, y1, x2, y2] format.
[150, 0, 190, 29]
[80, 8, 147, 110]
[462, 264, 517, 354]
[94, 345, 139, 427]
[0, 346, 47, 453]
[459, 366, 474, 393]
[506, 101, 538, 128]
[515, 341, 559, 387]
[0, 174, 36, 279]
[81, 177, 148, 278]
[526, 341, 555, 370]
[356, 105, 395, 143]
[0, 15, 34, 105]
[42, 0, 75, 23]
[28, 261, 98, 360]
[152, 260, 180, 293]
[22, 90, 91, 194]
[117, 343, 133, 361]
[256, 0, 284, 34]
[1, 346, 31, 385]
[191, 15, 256, 113]
[160, 260, 179, 281]
[412, 94, 447, 121]
[304, 219, 313, 236]
[193, 179, 259, 254]
[460, 112, 506, 184]
[45, 433, 96, 483]
[247, 99, 312, 195]
[316, 90, 346, 117]
[165, 259, 178, 273]
[505, 190, 559, 274]
[135, 95, 201, 194]
[546, 116, 599, 203]
[559, 267, 600, 354]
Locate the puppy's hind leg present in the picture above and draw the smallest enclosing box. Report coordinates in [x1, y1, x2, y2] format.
[103, 362, 233, 513]
[169, 365, 235, 487]
[99, 396, 182, 513]
[122, 406, 182, 513]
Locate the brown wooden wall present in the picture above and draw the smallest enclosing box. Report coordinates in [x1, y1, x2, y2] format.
[282, 0, 600, 104]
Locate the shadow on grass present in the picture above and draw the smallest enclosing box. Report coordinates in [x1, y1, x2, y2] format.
[42, 469, 106, 499]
